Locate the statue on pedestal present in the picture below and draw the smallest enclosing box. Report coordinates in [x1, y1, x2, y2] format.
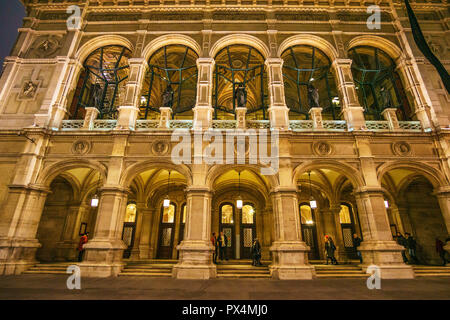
[380, 86, 393, 108]
[234, 83, 247, 108]
[162, 84, 174, 108]
[91, 83, 103, 110]
[307, 84, 320, 108]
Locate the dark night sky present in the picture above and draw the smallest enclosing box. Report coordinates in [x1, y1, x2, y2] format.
[0, 1, 26, 70]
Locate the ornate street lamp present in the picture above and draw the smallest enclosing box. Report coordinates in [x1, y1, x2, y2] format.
[91, 174, 101, 208]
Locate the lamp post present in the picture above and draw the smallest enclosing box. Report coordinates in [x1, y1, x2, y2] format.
[91, 174, 101, 208]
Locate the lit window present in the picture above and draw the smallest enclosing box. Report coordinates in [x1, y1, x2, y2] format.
[242, 205, 255, 224]
[124, 203, 137, 223]
[221, 204, 234, 224]
[339, 205, 352, 224]
[162, 204, 175, 223]
[300, 205, 314, 225]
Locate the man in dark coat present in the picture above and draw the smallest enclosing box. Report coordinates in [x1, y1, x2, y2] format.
[218, 231, 228, 262]
[251, 238, 262, 266]
[396, 232, 408, 263]
[405, 233, 418, 264]
[325, 235, 338, 265]
[353, 233, 363, 263]
[436, 238, 448, 266]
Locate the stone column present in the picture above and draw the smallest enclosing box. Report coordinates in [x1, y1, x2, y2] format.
[381, 108, 400, 131]
[193, 58, 215, 130]
[309, 107, 324, 130]
[0, 185, 49, 275]
[354, 188, 414, 278]
[172, 186, 216, 279]
[269, 187, 315, 279]
[236, 107, 247, 129]
[83, 107, 99, 130]
[129, 202, 146, 260]
[435, 188, 450, 255]
[265, 58, 290, 130]
[79, 186, 128, 277]
[329, 205, 347, 262]
[158, 107, 172, 129]
[138, 207, 155, 259]
[55, 204, 81, 261]
[332, 59, 366, 131]
[115, 58, 146, 130]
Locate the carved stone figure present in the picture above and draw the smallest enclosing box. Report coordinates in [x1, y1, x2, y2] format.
[380, 86, 393, 108]
[22, 81, 38, 98]
[307, 84, 320, 108]
[234, 83, 247, 108]
[90, 83, 103, 110]
[162, 84, 174, 108]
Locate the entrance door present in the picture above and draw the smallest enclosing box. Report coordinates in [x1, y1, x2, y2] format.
[157, 203, 177, 259]
[339, 203, 358, 259]
[219, 203, 235, 259]
[240, 204, 256, 259]
[122, 203, 137, 259]
[299, 204, 319, 260]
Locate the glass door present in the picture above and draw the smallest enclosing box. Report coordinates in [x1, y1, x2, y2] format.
[157, 202, 177, 259]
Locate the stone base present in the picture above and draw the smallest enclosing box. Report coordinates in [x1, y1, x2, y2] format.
[172, 240, 216, 279]
[0, 238, 41, 275]
[269, 241, 316, 280]
[359, 240, 415, 279]
[79, 239, 127, 277]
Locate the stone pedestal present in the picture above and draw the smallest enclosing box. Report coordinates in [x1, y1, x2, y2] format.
[309, 107, 324, 130]
[172, 186, 216, 279]
[83, 107, 99, 130]
[116, 105, 140, 130]
[269, 188, 315, 279]
[236, 107, 247, 129]
[158, 107, 172, 129]
[381, 108, 400, 131]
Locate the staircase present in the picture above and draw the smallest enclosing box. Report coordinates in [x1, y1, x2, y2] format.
[313, 264, 367, 278]
[23, 262, 73, 275]
[216, 260, 271, 279]
[118, 259, 175, 277]
[413, 265, 450, 277]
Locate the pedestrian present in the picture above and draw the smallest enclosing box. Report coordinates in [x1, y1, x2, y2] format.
[324, 235, 338, 265]
[436, 238, 448, 266]
[353, 233, 363, 263]
[252, 238, 262, 266]
[396, 232, 408, 263]
[78, 232, 89, 262]
[211, 232, 218, 264]
[405, 233, 418, 264]
[218, 231, 228, 262]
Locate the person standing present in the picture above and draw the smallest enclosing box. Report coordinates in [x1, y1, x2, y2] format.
[396, 232, 408, 263]
[251, 238, 262, 266]
[405, 233, 418, 264]
[353, 233, 363, 263]
[218, 231, 228, 262]
[78, 232, 89, 262]
[436, 238, 448, 266]
[211, 232, 218, 264]
[324, 235, 338, 265]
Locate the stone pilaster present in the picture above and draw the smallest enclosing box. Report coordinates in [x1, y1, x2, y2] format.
[381, 108, 400, 131]
[172, 186, 216, 279]
[193, 58, 215, 130]
[137, 208, 154, 260]
[332, 59, 366, 131]
[55, 204, 82, 261]
[265, 58, 290, 130]
[129, 202, 146, 260]
[269, 187, 315, 280]
[329, 205, 347, 262]
[79, 186, 128, 277]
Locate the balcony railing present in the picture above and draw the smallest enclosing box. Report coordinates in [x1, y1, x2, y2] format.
[398, 121, 422, 131]
[289, 120, 314, 131]
[136, 120, 159, 130]
[246, 120, 270, 129]
[61, 120, 84, 130]
[212, 120, 237, 129]
[365, 121, 390, 131]
[169, 120, 193, 129]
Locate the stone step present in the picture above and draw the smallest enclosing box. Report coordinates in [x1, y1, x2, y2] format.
[23, 270, 67, 275]
[217, 273, 271, 279]
[316, 273, 368, 278]
[415, 273, 450, 277]
[316, 270, 365, 275]
[122, 265, 173, 269]
[122, 268, 172, 273]
[218, 269, 270, 274]
[26, 267, 68, 271]
[118, 272, 172, 277]
[125, 259, 177, 264]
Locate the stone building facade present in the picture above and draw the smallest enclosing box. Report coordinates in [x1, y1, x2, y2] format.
[0, 0, 449, 279]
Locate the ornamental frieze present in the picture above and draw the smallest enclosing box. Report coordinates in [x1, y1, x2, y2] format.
[212, 11, 266, 20]
[275, 12, 330, 21]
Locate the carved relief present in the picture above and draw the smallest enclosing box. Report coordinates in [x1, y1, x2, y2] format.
[152, 140, 170, 156]
[17, 80, 41, 101]
[392, 141, 412, 156]
[72, 140, 91, 155]
[313, 141, 333, 156]
[27, 35, 63, 58]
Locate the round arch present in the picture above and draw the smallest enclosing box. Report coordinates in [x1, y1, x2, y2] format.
[35, 159, 108, 188]
[142, 34, 202, 62]
[209, 34, 271, 59]
[377, 161, 448, 190]
[292, 160, 365, 190]
[347, 35, 405, 61]
[278, 34, 338, 61]
[75, 35, 134, 62]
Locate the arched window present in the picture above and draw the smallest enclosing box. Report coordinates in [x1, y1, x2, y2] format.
[124, 202, 137, 223]
[282, 45, 340, 120]
[220, 204, 234, 224]
[140, 45, 198, 119]
[242, 204, 255, 224]
[213, 45, 268, 120]
[348, 46, 413, 120]
[69, 45, 132, 119]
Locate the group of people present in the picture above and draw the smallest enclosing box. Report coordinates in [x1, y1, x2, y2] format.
[395, 232, 419, 264]
[211, 232, 263, 266]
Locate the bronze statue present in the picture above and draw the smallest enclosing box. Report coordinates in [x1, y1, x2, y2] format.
[234, 83, 247, 108]
[162, 84, 174, 108]
[307, 84, 320, 108]
[380, 86, 393, 108]
[91, 83, 103, 109]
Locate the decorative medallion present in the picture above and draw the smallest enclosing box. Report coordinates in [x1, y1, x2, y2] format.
[392, 141, 411, 156]
[17, 80, 41, 101]
[27, 35, 63, 58]
[152, 140, 170, 156]
[71, 140, 91, 155]
[313, 141, 333, 156]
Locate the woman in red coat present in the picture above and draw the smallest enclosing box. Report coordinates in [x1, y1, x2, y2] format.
[78, 232, 89, 262]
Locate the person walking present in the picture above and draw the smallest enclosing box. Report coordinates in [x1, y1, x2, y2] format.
[436, 238, 448, 266]
[218, 231, 228, 262]
[251, 238, 262, 266]
[405, 233, 418, 264]
[78, 232, 89, 262]
[211, 232, 218, 264]
[353, 233, 363, 263]
[324, 235, 338, 265]
[396, 232, 408, 263]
